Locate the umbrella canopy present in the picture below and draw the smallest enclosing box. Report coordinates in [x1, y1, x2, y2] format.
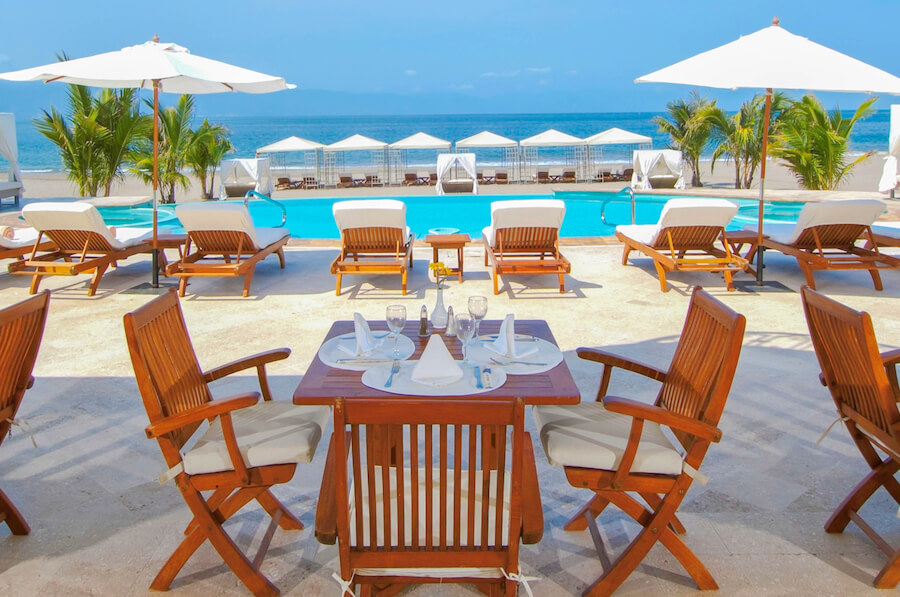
[455, 130, 517, 148]
[635, 18, 900, 285]
[519, 129, 583, 147]
[256, 136, 322, 154]
[325, 134, 387, 151]
[389, 132, 451, 150]
[585, 127, 652, 146]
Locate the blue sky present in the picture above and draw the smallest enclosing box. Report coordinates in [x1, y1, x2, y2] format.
[1, 0, 899, 116]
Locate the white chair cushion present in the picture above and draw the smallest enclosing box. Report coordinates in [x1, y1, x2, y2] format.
[21, 202, 147, 250]
[533, 402, 684, 476]
[175, 202, 272, 250]
[871, 221, 900, 239]
[254, 227, 290, 248]
[182, 401, 330, 475]
[333, 199, 407, 231]
[615, 224, 658, 246]
[617, 199, 737, 247]
[0, 227, 40, 249]
[484, 199, 566, 246]
[743, 199, 885, 245]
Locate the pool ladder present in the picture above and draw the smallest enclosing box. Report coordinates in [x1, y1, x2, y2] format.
[599, 186, 636, 228]
[244, 191, 287, 228]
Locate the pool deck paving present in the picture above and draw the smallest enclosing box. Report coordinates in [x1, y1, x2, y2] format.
[0, 241, 899, 596]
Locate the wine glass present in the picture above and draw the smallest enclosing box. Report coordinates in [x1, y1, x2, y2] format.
[455, 313, 476, 365]
[467, 295, 488, 338]
[385, 305, 407, 358]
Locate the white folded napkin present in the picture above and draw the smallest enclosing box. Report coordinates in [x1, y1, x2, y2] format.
[411, 335, 464, 386]
[484, 313, 538, 359]
[338, 312, 380, 356]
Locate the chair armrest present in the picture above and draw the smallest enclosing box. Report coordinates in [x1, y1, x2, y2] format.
[521, 432, 544, 544]
[883, 348, 900, 367]
[576, 347, 667, 383]
[145, 392, 260, 439]
[203, 348, 291, 383]
[603, 395, 722, 443]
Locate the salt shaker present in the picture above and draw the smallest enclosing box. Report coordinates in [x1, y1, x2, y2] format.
[417, 305, 429, 337]
[445, 306, 457, 337]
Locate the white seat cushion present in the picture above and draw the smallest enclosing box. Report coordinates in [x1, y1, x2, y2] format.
[744, 199, 885, 245]
[615, 224, 658, 246]
[617, 199, 737, 247]
[533, 402, 683, 476]
[182, 401, 330, 475]
[485, 199, 566, 246]
[22, 202, 149, 250]
[254, 227, 290, 248]
[871, 221, 900, 239]
[0, 227, 40, 249]
[333, 199, 407, 231]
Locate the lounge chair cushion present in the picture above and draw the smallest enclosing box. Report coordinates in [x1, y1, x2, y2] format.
[616, 198, 738, 247]
[175, 202, 287, 250]
[742, 199, 885, 245]
[182, 401, 330, 475]
[22, 202, 151, 250]
[0, 227, 40, 249]
[254, 227, 291, 248]
[533, 402, 683, 476]
[871, 221, 900, 240]
[484, 199, 566, 246]
[333, 199, 407, 231]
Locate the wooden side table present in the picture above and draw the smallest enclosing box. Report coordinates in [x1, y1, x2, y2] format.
[425, 233, 470, 282]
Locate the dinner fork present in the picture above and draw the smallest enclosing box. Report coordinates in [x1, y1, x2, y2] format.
[384, 359, 401, 388]
[490, 357, 548, 367]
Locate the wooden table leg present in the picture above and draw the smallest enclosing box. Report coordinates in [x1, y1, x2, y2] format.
[432, 246, 439, 264]
[457, 246, 464, 282]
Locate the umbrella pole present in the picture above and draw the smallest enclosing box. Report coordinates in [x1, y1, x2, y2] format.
[151, 80, 160, 287]
[756, 88, 773, 286]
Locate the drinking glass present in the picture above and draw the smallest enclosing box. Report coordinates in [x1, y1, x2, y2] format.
[455, 313, 476, 364]
[385, 305, 407, 358]
[467, 295, 488, 337]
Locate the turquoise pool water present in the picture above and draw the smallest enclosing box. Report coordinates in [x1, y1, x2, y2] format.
[96, 192, 805, 240]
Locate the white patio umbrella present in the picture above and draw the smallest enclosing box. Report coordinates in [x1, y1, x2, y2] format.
[636, 17, 900, 285]
[0, 37, 294, 286]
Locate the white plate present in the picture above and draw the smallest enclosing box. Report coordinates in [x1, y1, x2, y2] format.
[318, 333, 415, 371]
[470, 335, 564, 375]
[361, 360, 507, 396]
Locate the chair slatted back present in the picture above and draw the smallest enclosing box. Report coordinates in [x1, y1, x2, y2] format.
[333, 398, 524, 574]
[0, 292, 50, 439]
[794, 224, 868, 250]
[495, 227, 558, 253]
[124, 290, 212, 456]
[189, 230, 255, 254]
[43, 230, 114, 253]
[342, 227, 405, 253]
[655, 226, 724, 251]
[801, 287, 899, 440]
[656, 288, 746, 451]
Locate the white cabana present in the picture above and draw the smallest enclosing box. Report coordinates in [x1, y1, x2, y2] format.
[455, 131, 519, 182]
[218, 158, 274, 198]
[324, 134, 389, 186]
[519, 128, 585, 182]
[256, 136, 323, 154]
[879, 105, 900, 194]
[436, 153, 478, 195]
[631, 149, 685, 190]
[584, 127, 653, 181]
[0, 113, 23, 205]
[389, 132, 451, 184]
[256, 136, 323, 183]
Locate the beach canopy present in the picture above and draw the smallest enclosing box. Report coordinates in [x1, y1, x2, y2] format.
[390, 132, 451, 150]
[0, 113, 23, 191]
[455, 131, 517, 148]
[436, 153, 477, 196]
[519, 129, 583, 147]
[325, 134, 387, 151]
[631, 149, 685, 190]
[585, 127, 652, 146]
[219, 158, 273, 199]
[878, 105, 900, 193]
[256, 136, 322, 154]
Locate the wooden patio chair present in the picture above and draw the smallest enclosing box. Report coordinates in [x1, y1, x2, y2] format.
[482, 199, 571, 294]
[316, 396, 542, 596]
[275, 177, 301, 190]
[801, 286, 900, 588]
[731, 199, 899, 290]
[167, 203, 290, 297]
[561, 170, 577, 183]
[123, 289, 330, 597]
[10, 202, 157, 296]
[535, 171, 550, 184]
[0, 291, 50, 536]
[0, 225, 55, 263]
[339, 175, 354, 188]
[402, 172, 418, 186]
[533, 287, 746, 596]
[623, 167, 634, 182]
[615, 198, 748, 292]
[495, 171, 509, 184]
[331, 199, 415, 296]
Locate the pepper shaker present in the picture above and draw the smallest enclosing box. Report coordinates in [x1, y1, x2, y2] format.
[445, 306, 457, 337]
[417, 305, 429, 337]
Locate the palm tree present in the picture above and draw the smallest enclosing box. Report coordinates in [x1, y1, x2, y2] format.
[132, 94, 196, 203]
[771, 95, 876, 190]
[93, 88, 152, 195]
[184, 120, 233, 200]
[653, 92, 712, 186]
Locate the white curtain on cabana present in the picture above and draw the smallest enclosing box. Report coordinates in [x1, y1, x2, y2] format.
[218, 158, 274, 198]
[436, 153, 478, 195]
[0, 113, 23, 190]
[631, 149, 685, 190]
[879, 105, 900, 193]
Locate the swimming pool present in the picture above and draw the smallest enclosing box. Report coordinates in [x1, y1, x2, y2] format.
[96, 192, 805, 240]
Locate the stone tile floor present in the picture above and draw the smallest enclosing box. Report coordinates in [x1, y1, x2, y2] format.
[0, 242, 899, 596]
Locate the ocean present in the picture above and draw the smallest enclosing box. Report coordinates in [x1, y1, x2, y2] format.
[9, 110, 893, 172]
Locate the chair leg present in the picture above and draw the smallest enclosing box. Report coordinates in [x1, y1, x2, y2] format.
[869, 268, 884, 291]
[558, 272, 565, 293]
[29, 274, 43, 295]
[875, 549, 900, 589]
[401, 269, 407, 295]
[256, 489, 304, 531]
[797, 259, 817, 290]
[563, 494, 610, 531]
[178, 277, 188, 297]
[640, 492, 686, 534]
[723, 270, 735, 291]
[88, 264, 109, 296]
[335, 274, 342, 296]
[243, 266, 256, 297]
[653, 261, 669, 292]
[276, 247, 285, 269]
[825, 457, 900, 534]
[492, 271, 499, 295]
[621, 244, 632, 265]
[0, 487, 30, 535]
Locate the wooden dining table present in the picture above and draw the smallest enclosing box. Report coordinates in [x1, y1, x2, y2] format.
[292, 318, 580, 406]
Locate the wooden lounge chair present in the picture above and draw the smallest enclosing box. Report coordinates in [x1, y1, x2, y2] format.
[801, 286, 900, 588]
[0, 226, 55, 262]
[316, 397, 541, 596]
[864, 221, 900, 249]
[428, 172, 438, 186]
[623, 167, 634, 182]
[482, 199, 571, 294]
[331, 199, 415, 295]
[0, 291, 50, 536]
[274, 177, 302, 190]
[167, 203, 290, 297]
[730, 199, 900, 290]
[535, 171, 550, 184]
[495, 171, 509, 184]
[615, 198, 748, 292]
[561, 170, 576, 183]
[402, 172, 418, 186]
[11, 202, 157, 296]
[533, 287, 746, 596]
[338, 175, 354, 188]
[123, 289, 330, 597]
